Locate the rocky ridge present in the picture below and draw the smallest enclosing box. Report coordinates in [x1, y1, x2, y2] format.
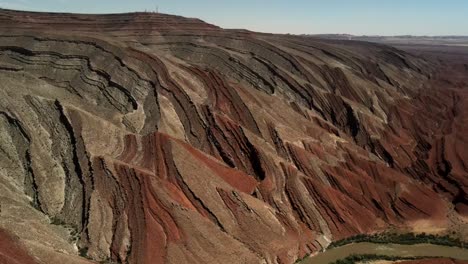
[0, 8, 467, 264]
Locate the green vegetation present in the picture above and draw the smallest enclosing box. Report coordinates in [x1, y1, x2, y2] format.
[296, 233, 467, 264]
[331, 254, 429, 264]
[79, 247, 89, 258]
[69, 227, 80, 243]
[295, 254, 310, 263]
[99, 259, 117, 264]
[328, 232, 466, 249]
[50, 217, 81, 243]
[50, 216, 67, 226]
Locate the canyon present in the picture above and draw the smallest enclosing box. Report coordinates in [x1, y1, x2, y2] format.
[0, 8, 467, 264]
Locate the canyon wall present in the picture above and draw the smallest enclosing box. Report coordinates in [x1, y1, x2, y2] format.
[0, 9, 467, 264]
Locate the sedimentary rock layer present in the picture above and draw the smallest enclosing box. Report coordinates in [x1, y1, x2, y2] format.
[0, 8, 466, 264]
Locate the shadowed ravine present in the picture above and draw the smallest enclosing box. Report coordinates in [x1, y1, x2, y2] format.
[0, 8, 467, 264]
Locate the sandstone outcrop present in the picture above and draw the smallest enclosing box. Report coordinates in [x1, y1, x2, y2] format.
[0, 8, 466, 264]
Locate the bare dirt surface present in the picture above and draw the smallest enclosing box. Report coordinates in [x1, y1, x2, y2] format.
[0, 8, 467, 264]
[0, 229, 37, 264]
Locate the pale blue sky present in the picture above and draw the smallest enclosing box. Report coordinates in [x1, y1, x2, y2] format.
[0, 0, 467, 35]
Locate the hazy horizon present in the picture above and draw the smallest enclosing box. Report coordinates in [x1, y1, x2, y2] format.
[0, 0, 467, 36]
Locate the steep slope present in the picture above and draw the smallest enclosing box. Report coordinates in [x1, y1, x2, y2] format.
[0, 8, 466, 264]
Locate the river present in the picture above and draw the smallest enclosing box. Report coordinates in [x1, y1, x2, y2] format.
[302, 243, 468, 264]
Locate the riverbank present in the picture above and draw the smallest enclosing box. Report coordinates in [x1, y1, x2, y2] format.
[301, 243, 468, 264]
[328, 233, 466, 249]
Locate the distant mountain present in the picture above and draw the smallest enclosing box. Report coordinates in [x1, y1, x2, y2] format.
[310, 34, 468, 46]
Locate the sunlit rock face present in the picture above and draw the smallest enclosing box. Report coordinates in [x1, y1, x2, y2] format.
[0, 8, 467, 264]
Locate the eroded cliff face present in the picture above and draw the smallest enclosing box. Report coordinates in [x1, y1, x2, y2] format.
[0, 9, 467, 264]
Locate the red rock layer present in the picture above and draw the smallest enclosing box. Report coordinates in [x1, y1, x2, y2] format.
[0, 229, 37, 264]
[0, 8, 466, 264]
